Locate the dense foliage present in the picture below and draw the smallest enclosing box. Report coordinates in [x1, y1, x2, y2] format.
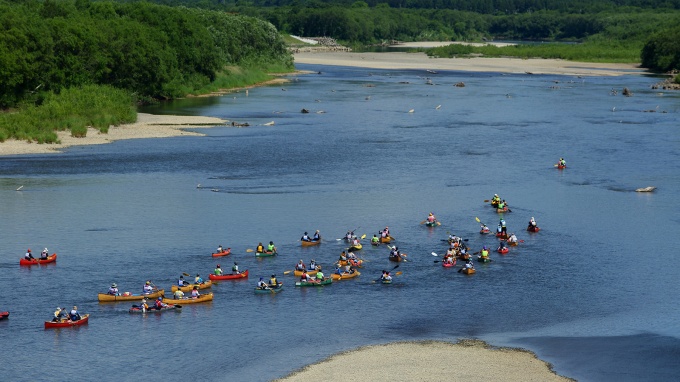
[641, 25, 680, 72]
[0, 0, 292, 108]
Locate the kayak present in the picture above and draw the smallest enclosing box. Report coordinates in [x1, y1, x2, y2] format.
[527, 225, 541, 233]
[496, 207, 509, 213]
[0, 311, 9, 320]
[442, 259, 457, 268]
[171, 280, 212, 293]
[98, 289, 165, 302]
[425, 221, 440, 227]
[211, 248, 231, 257]
[129, 304, 181, 313]
[348, 244, 362, 251]
[477, 256, 491, 263]
[497, 247, 509, 254]
[293, 268, 321, 277]
[461, 268, 476, 275]
[44, 314, 89, 329]
[380, 236, 393, 244]
[161, 293, 214, 304]
[254, 284, 284, 294]
[209, 270, 248, 281]
[295, 278, 332, 287]
[301, 240, 321, 247]
[331, 270, 361, 280]
[255, 251, 277, 257]
[20, 253, 57, 266]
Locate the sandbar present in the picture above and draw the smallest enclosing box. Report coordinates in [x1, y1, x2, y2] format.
[0, 113, 228, 157]
[275, 340, 574, 382]
[294, 47, 645, 77]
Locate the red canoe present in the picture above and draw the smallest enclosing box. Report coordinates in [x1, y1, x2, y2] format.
[0, 311, 9, 320]
[44, 314, 89, 329]
[527, 226, 541, 233]
[496, 232, 509, 239]
[211, 248, 232, 257]
[497, 247, 509, 254]
[20, 253, 57, 266]
[442, 259, 457, 268]
[209, 270, 249, 281]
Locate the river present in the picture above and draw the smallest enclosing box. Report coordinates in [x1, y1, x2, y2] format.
[1, 63, 679, 381]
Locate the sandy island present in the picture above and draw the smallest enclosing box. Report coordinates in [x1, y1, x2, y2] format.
[275, 340, 574, 382]
[1, 46, 644, 157]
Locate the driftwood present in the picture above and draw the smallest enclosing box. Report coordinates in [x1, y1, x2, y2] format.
[635, 186, 656, 192]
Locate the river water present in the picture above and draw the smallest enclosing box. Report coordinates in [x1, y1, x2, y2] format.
[1, 63, 679, 381]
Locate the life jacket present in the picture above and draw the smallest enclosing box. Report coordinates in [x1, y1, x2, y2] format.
[267, 244, 275, 251]
[481, 249, 489, 257]
[155, 300, 163, 308]
[191, 290, 199, 297]
[256, 245, 264, 252]
[270, 277, 277, 285]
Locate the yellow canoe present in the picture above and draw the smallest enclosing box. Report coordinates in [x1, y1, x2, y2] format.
[171, 280, 212, 293]
[331, 271, 361, 280]
[98, 289, 165, 302]
[293, 268, 321, 277]
[162, 293, 214, 304]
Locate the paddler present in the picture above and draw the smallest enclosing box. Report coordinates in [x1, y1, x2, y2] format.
[214, 264, 223, 276]
[267, 241, 276, 253]
[191, 286, 201, 298]
[232, 262, 240, 274]
[256, 242, 264, 253]
[528, 217, 538, 229]
[313, 230, 321, 241]
[52, 307, 65, 322]
[24, 249, 34, 260]
[479, 246, 490, 260]
[194, 274, 203, 284]
[257, 277, 270, 290]
[143, 281, 154, 294]
[559, 158, 566, 167]
[371, 234, 380, 245]
[295, 260, 306, 271]
[269, 274, 279, 287]
[108, 283, 119, 296]
[427, 212, 436, 223]
[301, 232, 311, 242]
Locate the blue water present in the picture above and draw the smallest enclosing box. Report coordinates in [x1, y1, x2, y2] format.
[1, 64, 679, 381]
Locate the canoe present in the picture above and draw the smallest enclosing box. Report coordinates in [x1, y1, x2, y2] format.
[0, 311, 9, 320]
[442, 259, 457, 268]
[425, 221, 440, 227]
[211, 248, 231, 257]
[331, 270, 360, 280]
[496, 207, 508, 213]
[293, 268, 321, 277]
[161, 293, 214, 304]
[527, 225, 540, 233]
[381, 279, 393, 284]
[295, 278, 332, 287]
[209, 270, 248, 281]
[461, 268, 476, 275]
[129, 304, 181, 313]
[389, 255, 403, 262]
[171, 280, 212, 293]
[380, 236, 393, 243]
[457, 253, 471, 261]
[44, 314, 89, 329]
[254, 284, 284, 294]
[98, 289, 165, 302]
[348, 244, 362, 251]
[497, 247, 509, 254]
[477, 256, 491, 263]
[508, 241, 518, 247]
[20, 253, 57, 266]
[255, 251, 277, 257]
[496, 232, 509, 239]
[480, 228, 490, 234]
[371, 241, 380, 246]
[556, 164, 566, 169]
[337, 259, 363, 268]
[301, 240, 321, 247]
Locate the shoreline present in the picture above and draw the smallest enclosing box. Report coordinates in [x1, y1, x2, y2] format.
[275, 340, 575, 381]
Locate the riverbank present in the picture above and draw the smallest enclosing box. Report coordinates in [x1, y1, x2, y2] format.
[276, 340, 574, 381]
[0, 113, 228, 156]
[294, 49, 645, 76]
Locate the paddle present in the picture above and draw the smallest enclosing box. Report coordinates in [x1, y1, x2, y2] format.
[420, 220, 426, 224]
[246, 249, 254, 252]
[484, 199, 490, 202]
[283, 270, 293, 275]
[182, 272, 190, 277]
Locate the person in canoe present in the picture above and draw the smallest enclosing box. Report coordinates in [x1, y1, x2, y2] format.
[463, 259, 475, 271]
[194, 274, 203, 284]
[143, 281, 155, 294]
[24, 249, 34, 261]
[301, 232, 312, 242]
[480, 224, 490, 234]
[339, 251, 348, 262]
[300, 270, 312, 282]
[497, 199, 505, 210]
[217, 245, 224, 253]
[315, 270, 325, 282]
[507, 233, 518, 245]
[479, 246, 490, 260]
[295, 260, 306, 272]
[491, 194, 501, 207]
[269, 274, 280, 288]
[108, 283, 119, 296]
[178, 275, 189, 286]
[498, 241, 508, 251]
[345, 230, 355, 241]
[41, 248, 49, 260]
[256, 242, 264, 253]
[499, 218, 507, 235]
[69, 306, 81, 321]
[191, 286, 201, 298]
[232, 262, 240, 274]
[381, 270, 392, 282]
[426, 212, 437, 224]
[558, 157, 566, 167]
[313, 230, 321, 241]
[52, 307, 66, 322]
[267, 241, 277, 253]
[214, 264, 223, 276]
[371, 234, 380, 245]
[528, 217, 538, 230]
[257, 277, 270, 290]
[351, 236, 361, 248]
[381, 227, 390, 238]
[140, 298, 150, 312]
[154, 297, 168, 310]
[308, 259, 319, 271]
[173, 288, 184, 299]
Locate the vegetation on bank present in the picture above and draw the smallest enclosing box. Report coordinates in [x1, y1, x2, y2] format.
[0, 0, 293, 143]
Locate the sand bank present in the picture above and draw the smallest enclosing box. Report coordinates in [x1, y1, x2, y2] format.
[294, 50, 645, 77]
[276, 340, 574, 382]
[0, 113, 228, 157]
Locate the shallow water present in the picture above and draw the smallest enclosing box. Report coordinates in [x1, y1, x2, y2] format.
[1, 64, 679, 381]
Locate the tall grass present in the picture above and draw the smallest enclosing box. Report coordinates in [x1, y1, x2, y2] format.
[0, 85, 136, 143]
[190, 65, 289, 95]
